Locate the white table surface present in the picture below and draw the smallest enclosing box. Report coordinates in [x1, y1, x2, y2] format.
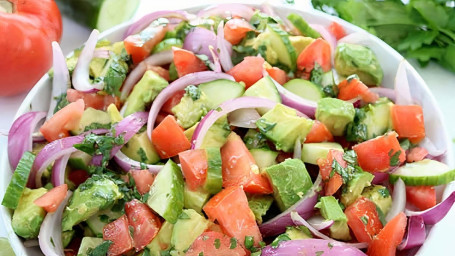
[1, 0, 454, 250]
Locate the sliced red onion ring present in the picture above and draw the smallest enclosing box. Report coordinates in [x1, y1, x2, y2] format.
[369, 87, 396, 102]
[197, 3, 255, 21]
[8, 111, 46, 170]
[51, 154, 71, 187]
[306, 215, 334, 231]
[114, 151, 163, 174]
[33, 134, 46, 143]
[208, 45, 221, 73]
[216, 21, 234, 71]
[397, 215, 426, 250]
[124, 10, 193, 38]
[293, 138, 302, 159]
[372, 171, 389, 185]
[72, 30, 104, 92]
[270, 77, 316, 118]
[38, 191, 72, 256]
[261, 3, 277, 18]
[310, 23, 336, 62]
[405, 191, 455, 225]
[261, 239, 367, 256]
[291, 211, 368, 249]
[146, 71, 235, 139]
[227, 108, 260, 129]
[92, 48, 111, 59]
[386, 178, 406, 222]
[394, 60, 413, 105]
[183, 27, 217, 61]
[120, 50, 173, 100]
[419, 137, 446, 159]
[47, 42, 70, 120]
[259, 175, 322, 237]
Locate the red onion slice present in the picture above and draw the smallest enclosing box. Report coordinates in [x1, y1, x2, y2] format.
[369, 87, 396, 102]
[72, 30, 104, 92]
[114, 151, 163, 174]
[306, 215, 334, 231]
[270, 77, 316, 118]
[291, 211, 368, 249]
[47, 42, 70, 120]
[293, 138, 302, 159]
[386, 178, 406, 222]
[259, 175, 322, 237]
[397, 216, 426, 250]
[197, 3, 255, 21]
[8, 111, 46, 170]
[92, 49, 111, 59]
[405, 191, 455, 225]
[146, 71, 235, 139]
[261, 239, 367, 256]
[208, 45, 222, 73]
[419, 137, 446, 159]
[394, 60, 413, 105]
[216, 21, 234, 71]
[372, 171, 389, 185]
[227, 108, 261, 129]
[183, 27, 217, 61]
[38, 191, 72, 256]
[51, 154, 71, 187]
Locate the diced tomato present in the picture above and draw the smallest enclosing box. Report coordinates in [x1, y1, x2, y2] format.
[124, 25, 167, 64]
[266, 67, 288, 85]
[406, 147, 428, 163]
[328, 22, 346, 40]
[67, 169, 90, 188]
[345, 197, 383, 244]
[337, 77, 379, 103]
[125, 199, 162, 251]
[179, 149, 208, 190]
[305, 120, 334, 143]
[103, 215, 134, 256]
[40, 99, 85, 142]
[173, 47, 208, 77]
[296, 38, 331, 72]
[130, 169, 155, 195]
[155, 112, 169, 126]
[151, 115, 191, 158]
[203, 186, 262, 246]
[317, 149, 345, 196]
[221, 132, 272, 194]
[224, 18, 254, 45]
[353, 132, 405, 173]
[367, 212, 407, 256]
[34, 184, 68, 213]
[66, 89, 121, 111]
[161, 90, 185, 114]
[406, 186, 436, 211]
[186, 231, 247, 256]
[146, 65, 170, 81]
[391, 105, 426, 144]
[227, 56, 265, 88]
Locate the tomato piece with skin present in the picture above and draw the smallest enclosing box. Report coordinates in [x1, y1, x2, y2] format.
[130, 169, 155, 195]
[103, 215, 134, 256]
[125, 199, 162, 251]
[161, 90, 185, 114]
[297, 38, 332, 72]
[227, 56, 265, 88]
[266, 67, 288, 85]
[391, 105, 426, 144]
[305, 120, 334, 143]
[203, 186, 262, 246]
[173, 47, 208, 77]
[317, 149, 345, 196]
[155, 112, 169, 126]
[406, 147, 428, 163]
[345, 197, 383, 244]
[124, 25, 167, 64]
[66, 89, 121, 111]
[338, 77, 379, 103]
[179, 149, 208, 191]
[151, 115, 191, 158]
[186, 231, 247, 256]
[367, 212, 407, 256]
[40, 99, 85, 142]
[406, 186, 436, 211]
[224, 18, 254, 45]
[34, 184, 68, 213]
[67, 169, 89, 188]
[353, 132, 405, 173]
[328, 22, 346, 40]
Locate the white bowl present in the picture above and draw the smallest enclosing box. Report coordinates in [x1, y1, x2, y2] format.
[1, 3, 454, 256]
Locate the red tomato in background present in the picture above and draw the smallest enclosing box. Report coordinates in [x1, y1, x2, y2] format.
[0, 0, 62, 96]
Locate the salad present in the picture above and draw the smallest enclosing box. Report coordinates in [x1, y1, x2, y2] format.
[3, 3, 455, 256]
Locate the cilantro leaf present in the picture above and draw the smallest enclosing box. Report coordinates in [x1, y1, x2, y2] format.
[88, 240, 112, 256]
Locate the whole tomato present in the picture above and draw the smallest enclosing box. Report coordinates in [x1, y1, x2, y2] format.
[0, 0, 62, 96]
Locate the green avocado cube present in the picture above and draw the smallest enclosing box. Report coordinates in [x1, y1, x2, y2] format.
[315, 196, 351, 241]
[147, 221, 174, 253]
[121, 131, 160, 164]
[12, 188, 47, 239]
[183, 184, 210, 214]
[341, 171, 374, 207]
[170, 209, 210, 253]
[248, 194, 274, 224]
[316, 98, 355, 136]
[265, 159, 313, 211]
[362, 185, 392, 216]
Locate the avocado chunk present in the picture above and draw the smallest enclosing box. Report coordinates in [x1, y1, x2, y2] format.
[183, 184, 210, 214]
[121, 131, 160, 164]
[172, 85, 209, 129]
[265, 159, 313, 211]
[124, 70, 168, 116]
[257, 104, 313, 152]
[243, 129, 269, 150]
[289, 36, 315, 56]
[248, 194, 274, 224]
[62, 230, 75, 248]
[68, 151, 92, 171]
[147, 160, 184, 224]
[199, 115, 230, 149]
[341, 171, 374, 207]
[285, 226, 312, 240]
[316, 98, 355, 136]
[77, 237, 103, 256]
[107, 103, 123, 123]
[362, 185, 392, 216]
[70, 107, 111, 135]
[170, 209, 210, 253]
[11, 188, 47, 239]
[315, 196, 351, 241]
[86, 207, 123, 238]
[62, 175, 123, 231]
[249, 148, 278, 170]
[301, 142, 343, 165]
[146, 221, 174, 254]
[96, 51, 129, 96]
[184, 122, 198, 142]
[335, 43, 384, 86]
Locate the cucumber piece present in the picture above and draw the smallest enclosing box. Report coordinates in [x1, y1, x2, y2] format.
[86, 208, 122, 237]
[203, 148, 223, 195]
[199, 115, 230, 149]
[265, 24, 298, 71]
[389, 159, 455, 186]
[2, 152, 35, 209]
[283, 79, 325, 101]
[301, 142, 343, 165]
[183, 185, 210, 214]
[198, 79, 245, 109]
[57, 0, 140, 32]
[244, 76, 281, 115]
[68, 151, 92, 171]
[152, 38, 183, 54]
[287, 13, 321, 39]
[249, 148, 278, 170]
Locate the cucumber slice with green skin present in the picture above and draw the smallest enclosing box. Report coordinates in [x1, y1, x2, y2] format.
[287, 13, 321, 39]
[198, 79, 245, 110]
[249, 148, 279, 170]
[152, 38, 183, 54]
[86, 208, 123, 237]
[283, 79, 325, 102]
[265, 24, 298, 71]
[301, 142, 343, 165]
[2, 152, 35, 209]
[57, 0, 140, 32]
[389, 159, 455, 186]
[203, 147, 223, 195]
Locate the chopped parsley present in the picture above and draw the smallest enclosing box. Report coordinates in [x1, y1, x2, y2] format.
[214, 238, 221, 249]
[257, 119, 277, 133]
[343, 150, 358, 166]
[99, 214, 109, 223]
[328, 242, 333, 249]
[310, 62, 324, 86]
[88, 240, 113, 256]
[184, 85, 201, 101]
[230, 238, 237, 249]
[53, 93, 69, 113]
[137, 148, 148, 169]
[271, 233, 291, 248]
[389, 149, 401, 166]
[378, 188, 390, 198]
[83, 122, 112, 132]
[360, 215, 369, 225]
[74, 133, 125, 167]
[316, 251, 324, 256]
